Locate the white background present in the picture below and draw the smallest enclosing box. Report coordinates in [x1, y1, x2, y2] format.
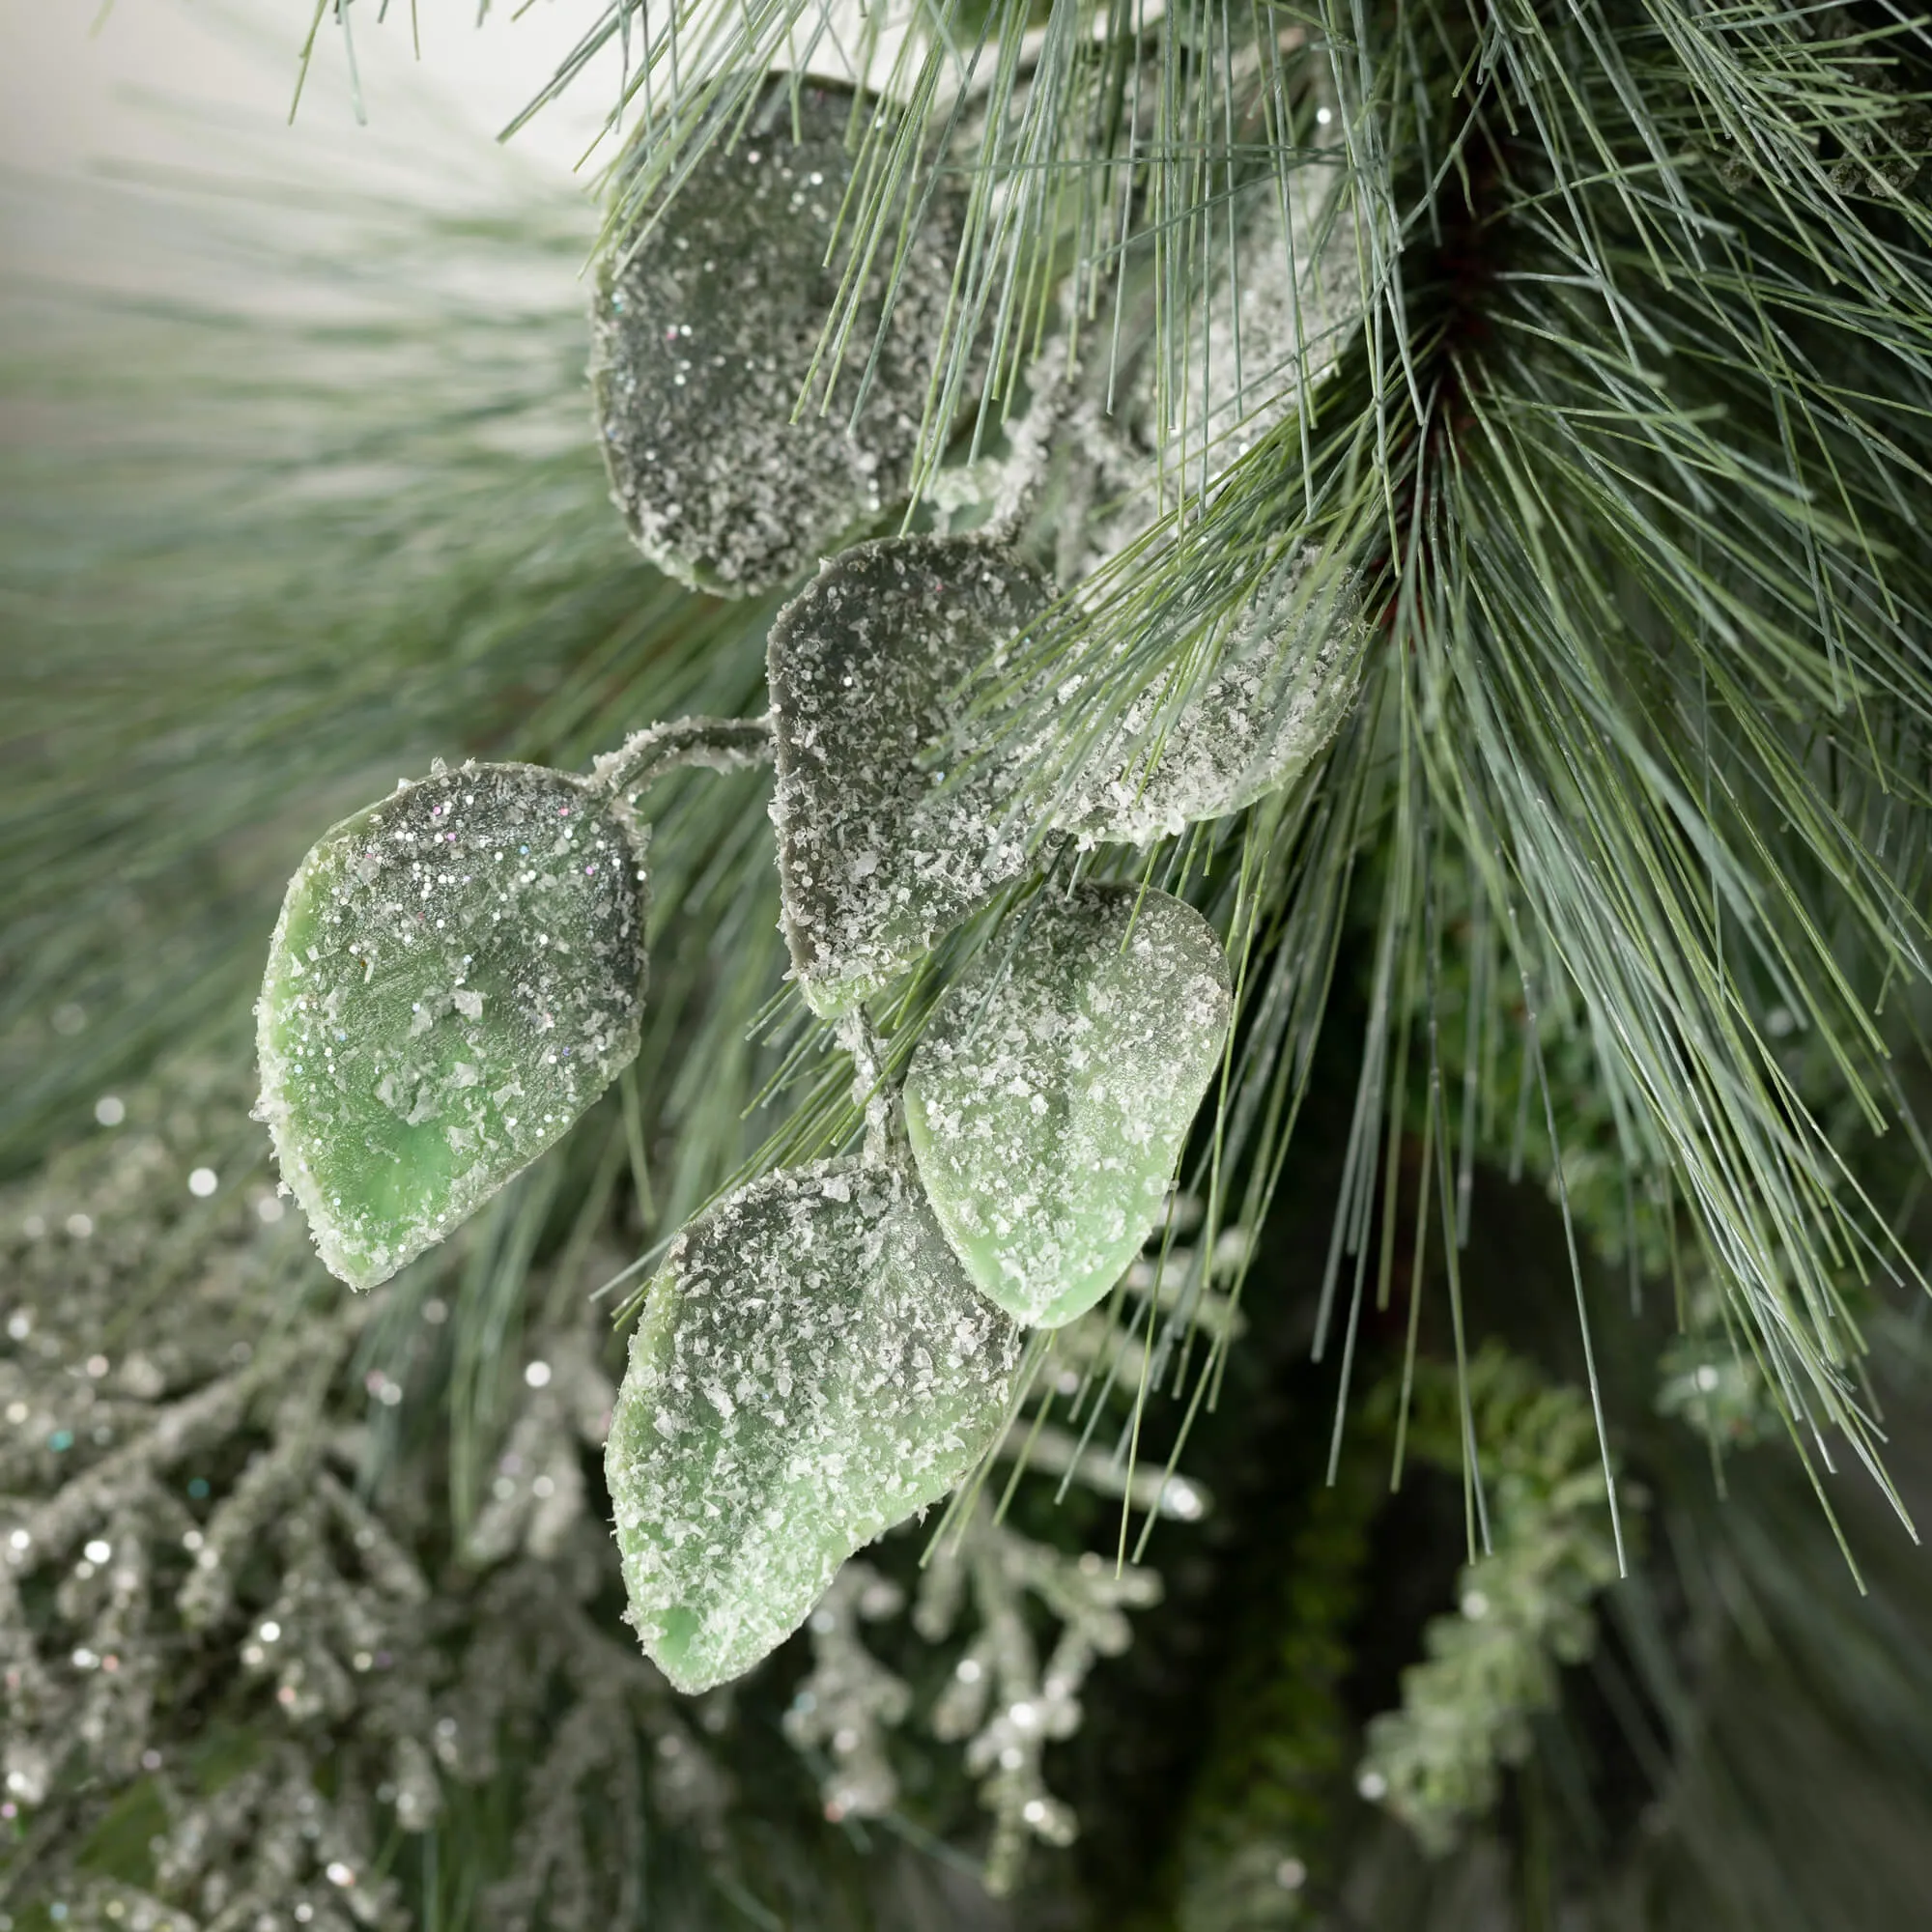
[0, 0, 625, 187]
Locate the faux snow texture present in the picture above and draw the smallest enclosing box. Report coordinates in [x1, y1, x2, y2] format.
[1142, 167, 1360, 477]
[902, 885, 1232, 1327]
[769, 534, 1051, 1013]
[1059, 560, 1367, 844]
[256, 763, 647, 1290]
[590, 80, 961, 594]
[606, 1159, 1022, 1693]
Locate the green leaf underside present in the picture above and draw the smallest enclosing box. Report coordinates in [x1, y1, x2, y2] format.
[256, 763, 647, 1290]
[769, 535, 1052, 1013]
[606, 1159, 1021, 1693]
[590, 78, 959, 595]
[903, 884, 1232, 1327]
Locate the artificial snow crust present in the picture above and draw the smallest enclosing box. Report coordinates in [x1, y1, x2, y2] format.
[255, 763, 648, 1290]
[590, 80, 961, 595]
[903, 885, 1232, 1327]
[768, 534, 1051, 1011]
[606, 1159, 1021, 1693]
[1050, 553, 1368, 844]
[770, 529, 1360, 1013]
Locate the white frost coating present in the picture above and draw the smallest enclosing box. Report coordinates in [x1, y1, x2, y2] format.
[902, 885, 1232, 1328]
[605, 1160, 1021, 1693]
[768, 534, 1051, 1012]
[1048, 554, 1369, 844]
[1140, 163, 1362, 498]
[590, 79, 962, 595]
[255, 763, 647, 1291]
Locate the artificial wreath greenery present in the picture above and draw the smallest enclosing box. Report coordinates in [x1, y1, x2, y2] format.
[8, 2, 1932, 1926]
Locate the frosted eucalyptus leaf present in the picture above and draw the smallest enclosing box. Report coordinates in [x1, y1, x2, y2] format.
[1165, 166, 1360, 469]
[1120, 166, 1361, 520]
[1074, 159, 1361, 570]
[591, 81, 961, 594]
[1059, 559, 1367, 844]
[606, 1160, 1021, 1693]
[256, 763, 647, 1291]
[769, 534, 1051, 1013]
[903, 884, 1231, 1327]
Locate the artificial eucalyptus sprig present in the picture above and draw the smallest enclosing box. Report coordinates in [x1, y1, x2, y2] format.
[211, 9, 1932, 1894]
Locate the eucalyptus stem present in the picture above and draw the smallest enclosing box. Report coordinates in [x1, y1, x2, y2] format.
[590, 714, 776, 800]
[836, 1005, 900, 1167]
[982, 334, 1071, 545]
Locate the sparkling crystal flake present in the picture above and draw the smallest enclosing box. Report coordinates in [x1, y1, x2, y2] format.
[591, 80, 961, 594]
[256, 763, 647, 1289]
[903, 885, 1232, 1327]
[769, 534, 1051, 1013]
[606, 1159, 1021, 1692]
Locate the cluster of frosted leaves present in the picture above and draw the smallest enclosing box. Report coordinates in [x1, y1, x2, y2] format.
[257, 762, 647, 1290]
[1049, 555, 1368, 844]
[903, 885, 1232, 1327]
[606, 1158, 1023, 1693]
[769, 534, 1051, 1012]
[590, 79, 962, 595]
[771, 529, 1359, 1016]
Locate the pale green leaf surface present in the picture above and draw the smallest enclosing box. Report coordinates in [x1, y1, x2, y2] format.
[904, 883, 1232, 1327]
[606, 1158, 1021, 1692]
[256, 763, 648, 1291]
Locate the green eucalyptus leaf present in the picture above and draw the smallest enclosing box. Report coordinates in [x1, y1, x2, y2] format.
[1144, 167, 1360, 478]
[1058, 560, 1367, 844]
[606, 1159, 1021, 1693]
[590, 81, 961, 595]
[903, 884, 1232, 1327]
[769, 534, 1052, 1013]
[256, 762, 647, 1291]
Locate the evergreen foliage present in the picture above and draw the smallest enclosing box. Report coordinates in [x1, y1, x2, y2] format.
[7, 1, 1932, 1925]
